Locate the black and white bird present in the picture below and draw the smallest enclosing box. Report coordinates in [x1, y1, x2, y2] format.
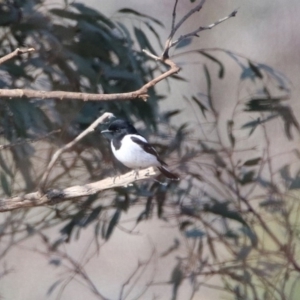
[101, 119, 179, 180]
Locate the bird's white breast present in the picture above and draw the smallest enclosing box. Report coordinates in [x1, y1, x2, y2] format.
[111, 134, 160, 169]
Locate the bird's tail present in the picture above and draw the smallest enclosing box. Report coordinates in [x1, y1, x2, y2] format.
[157, 166, 180, 181]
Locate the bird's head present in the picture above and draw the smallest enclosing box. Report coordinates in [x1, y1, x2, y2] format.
[101, 119, 138, 136]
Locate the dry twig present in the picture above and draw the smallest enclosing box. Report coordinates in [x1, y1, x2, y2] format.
[0, 47, 35, 65]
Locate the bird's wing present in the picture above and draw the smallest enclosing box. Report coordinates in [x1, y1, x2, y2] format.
[130, 136, 167, 166]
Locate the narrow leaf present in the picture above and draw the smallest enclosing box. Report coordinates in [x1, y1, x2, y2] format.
[243, 157, 261, 166]
[105, 210, 121, 240]
[0, 172, 11, 196]
[118, 8, 163, 26]
[191, 96, 207, 118]
[248, 61, 263, 78]
[198, 51, 225, 78]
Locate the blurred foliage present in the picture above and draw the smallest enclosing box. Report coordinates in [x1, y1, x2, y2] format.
[0, 0, 300, 300]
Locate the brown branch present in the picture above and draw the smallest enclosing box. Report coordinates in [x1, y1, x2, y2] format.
[0, 167, 157, 212]
[39, 112, 114, 190]
[0, 60, 179, 102]
[0, 88, 148, 101]
[0, 47, 35, 65]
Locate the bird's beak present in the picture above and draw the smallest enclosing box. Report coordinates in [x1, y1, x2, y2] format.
[101, 129, 112, 134]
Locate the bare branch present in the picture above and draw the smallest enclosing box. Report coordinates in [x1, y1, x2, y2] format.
[163, 0, 206, 58]
[172, 0, 206, 37]
[0, 57, 180, 102]
[161, 2, 237, 59]
[171, 9, 238, 48]
[39, 112, 114, 190]
[0, 88, 147, 102]
[0, 48, 35, 65]
[0, 167, 157, 212]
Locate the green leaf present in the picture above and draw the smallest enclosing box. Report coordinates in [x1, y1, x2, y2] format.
[118, 8, 163, 26]
[289, 173, 300, 190]
[81, 206, 102, 227]
[227, 120, 235, 148]
[0, 172, 11, 196]
[241, 115, 277, 136]
[47, 279, 62, 296]
[198, 51, 225, 78]
[279, 165, 292, 187]
[175, 37, 192, 49]
[49, 258, 61, 266]
[163, 109, 181, 120]
[239, 171, 255, 185]
[171, 75, 187, 81]
[277, 106, 300, 140]
[243, 157, 261, 166]
[248, 61, 263, 78]
[185, 228, 205, 239]
[105, 210, 121, 240]
[191, 96, 207, 118]
[170, 263, 183, 300]
[179, 220, 193, 231]
[203, 64, 214, 112]
[240, 226, 258, 247]
[203, 201, 248, 227]
[236, 246, 252, 260]
[134, 27, 156, 54]
[144, 21, 164, 49]
[71, 3, 115, 28]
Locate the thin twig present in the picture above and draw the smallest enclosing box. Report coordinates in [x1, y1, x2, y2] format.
[0, 48, 35, 65]
[171, 9, 238, 48]
[39, 112, 114, 190]
[172, 0, 206, 36]
[163, 0, 206, 58]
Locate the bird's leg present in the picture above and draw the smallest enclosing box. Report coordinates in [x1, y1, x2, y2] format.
[134, 169, 139, 179]
[113, 172, 121, 184]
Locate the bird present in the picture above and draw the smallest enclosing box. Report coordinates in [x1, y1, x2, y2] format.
[101, 119, 179, 180]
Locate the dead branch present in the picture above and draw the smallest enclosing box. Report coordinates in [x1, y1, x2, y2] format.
[0, 47, 35, 65]
[0, 167, 157, 212]
[39, 112, 114, 190]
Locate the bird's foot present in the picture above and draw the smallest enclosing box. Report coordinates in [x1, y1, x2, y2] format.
[113, 174, 121, 184]
[134, 170, 139, 180]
